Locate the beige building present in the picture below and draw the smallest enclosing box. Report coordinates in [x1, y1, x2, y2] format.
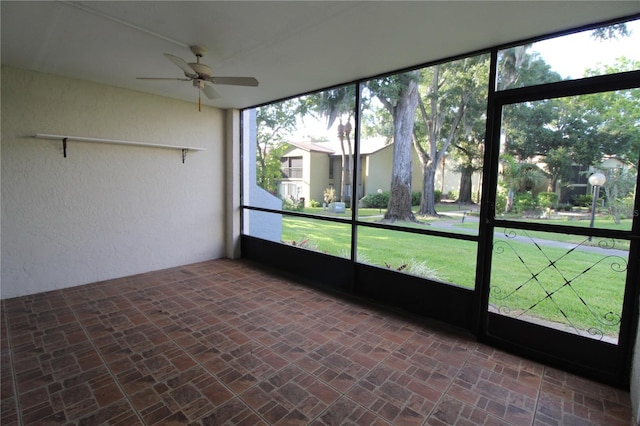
[278, 138, 479, 205]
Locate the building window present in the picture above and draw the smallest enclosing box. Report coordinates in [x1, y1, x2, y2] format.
[281, 156, 303, 178]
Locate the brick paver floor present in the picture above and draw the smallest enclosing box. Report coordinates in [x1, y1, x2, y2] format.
[1, 259, 632, 425]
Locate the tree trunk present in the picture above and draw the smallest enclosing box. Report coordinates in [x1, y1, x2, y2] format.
[383, 75, 420, 223]
[419, 163, 438, 216]
[345, 127, 353, 206]
[339, 140, 346, 202]
[604, 183, 621, 225]
[506, 188, 515, 212]
[457, 167, 474, 204]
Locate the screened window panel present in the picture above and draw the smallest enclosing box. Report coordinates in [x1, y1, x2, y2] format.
[496, 90, 639, 232]
[497, 18, 640, 91]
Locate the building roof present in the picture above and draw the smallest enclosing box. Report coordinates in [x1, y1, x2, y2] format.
[287, 137, 391, 156]
[285, 141, 336, 154]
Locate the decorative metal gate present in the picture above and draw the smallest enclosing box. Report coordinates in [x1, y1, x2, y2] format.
[479, 71, 640, 386]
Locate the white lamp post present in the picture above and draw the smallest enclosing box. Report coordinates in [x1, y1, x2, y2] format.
[588, 172, 606, 239]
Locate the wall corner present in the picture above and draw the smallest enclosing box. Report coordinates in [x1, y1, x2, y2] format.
[225, 109, 241, 259]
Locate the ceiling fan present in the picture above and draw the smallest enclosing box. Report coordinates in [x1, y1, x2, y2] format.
[137, 46, 259, 111]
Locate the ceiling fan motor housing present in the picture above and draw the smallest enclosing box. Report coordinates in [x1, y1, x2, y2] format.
[189, 62, 213, 77]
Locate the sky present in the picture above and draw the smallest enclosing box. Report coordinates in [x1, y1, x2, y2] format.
[532, 18, 640, 79]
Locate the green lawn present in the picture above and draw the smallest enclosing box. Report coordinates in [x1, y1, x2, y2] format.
[281, 214, 628, 338]
[489, 237, 626, 338]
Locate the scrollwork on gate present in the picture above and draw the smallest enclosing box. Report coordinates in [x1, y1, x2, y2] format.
[490, 229, 627, 341]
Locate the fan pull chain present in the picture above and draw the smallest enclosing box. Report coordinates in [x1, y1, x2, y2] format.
[199, 90, 201, 112]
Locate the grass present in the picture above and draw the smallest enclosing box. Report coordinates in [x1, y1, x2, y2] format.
[280, 213, 628, 338]
[355, 227, 476, 285]
[281, 215, 477, 285]
[490, 237, 626, 338]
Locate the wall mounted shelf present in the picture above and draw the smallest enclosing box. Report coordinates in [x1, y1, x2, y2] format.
[34, 133, 205, 163]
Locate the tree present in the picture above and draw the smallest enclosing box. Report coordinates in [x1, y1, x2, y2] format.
[308, 86, 356, 204]
[449, 57, 490, 204]
[499, 155, 520, 212]
[451, 135, 484, 204]
[603, 166, 637, 224]
[497, 47, 560, 90]
[499, 155, 547, 212]
[502, 98, 562, 161]
[581, 59, 640, 163]
[256, 99, 309, 194]
[543, 146, 574, 193]
[414, 64, 465, 216]
[497, 45, 529, 90]
[591, 23, 630, 41]
[412, 56, 489, 216]
[502, 57, 639, 194]
[366, 71, 421, 222]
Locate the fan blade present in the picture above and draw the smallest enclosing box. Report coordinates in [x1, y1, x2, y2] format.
[209, 76, 259, 87]
[136, 77, 191, 81]
[202, 84, 221, 100]
[164, 53, 198, 78]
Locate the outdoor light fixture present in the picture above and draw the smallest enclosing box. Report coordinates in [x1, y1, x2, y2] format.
[588, 172, 606, 240]
[588, 172, 606, 187]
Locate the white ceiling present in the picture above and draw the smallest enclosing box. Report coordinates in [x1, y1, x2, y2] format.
[2, 1, 639, 110]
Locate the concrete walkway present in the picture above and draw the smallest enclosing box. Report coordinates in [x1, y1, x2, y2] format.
[426, 210, 630, 258]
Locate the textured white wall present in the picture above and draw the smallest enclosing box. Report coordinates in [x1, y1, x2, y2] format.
[1, 67, 225, 298]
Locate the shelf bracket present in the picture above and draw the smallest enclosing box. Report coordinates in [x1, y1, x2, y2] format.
[63, 137, 68, 158]
[181, 148, 188, 164]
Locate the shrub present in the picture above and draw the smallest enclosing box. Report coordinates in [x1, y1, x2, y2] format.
[281, 238, 325, 253]
[360, 191, 389, 209]
[557, 203, 572, 212]
[309, 199, 322, 208]
[514, 192, 537, 213]
[361, 190, 438, 208]
[611, 196, 636, 220]
[571, 194, 593, 207]
[384, 258, 442, 281]
[537, 192, 559, 209]
[323, 187, 335, 204]
[411, 191, 422, 206]
[282, 197, 304, 211]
